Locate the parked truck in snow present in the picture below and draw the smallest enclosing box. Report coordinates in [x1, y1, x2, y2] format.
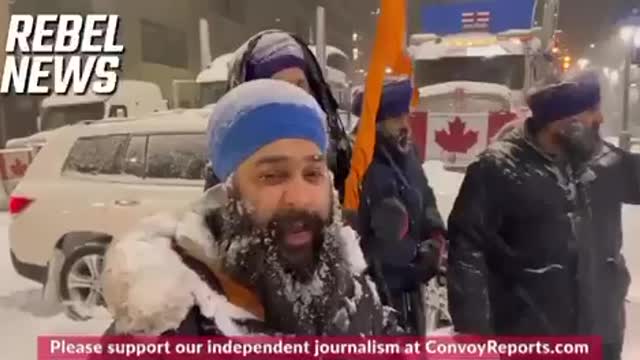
[6, 80, 168, 150]
[408, 0, 560, 169]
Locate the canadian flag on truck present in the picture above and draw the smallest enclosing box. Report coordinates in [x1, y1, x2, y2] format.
[410, 111, 517, 163]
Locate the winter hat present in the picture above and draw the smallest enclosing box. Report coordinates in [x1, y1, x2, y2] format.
[245, 32, 307, 81]
[207, 79, 328, 181]
[351, 77, 413, 122]
[527, 70, 601, 132]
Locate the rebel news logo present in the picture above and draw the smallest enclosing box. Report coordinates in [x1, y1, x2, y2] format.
[1, 14, 124, 95]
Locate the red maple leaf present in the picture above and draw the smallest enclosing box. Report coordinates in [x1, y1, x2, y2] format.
[10, 158, 28, 177]
[435, 117, 479, 153]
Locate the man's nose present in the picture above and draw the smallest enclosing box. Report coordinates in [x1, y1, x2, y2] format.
[281, 175, 312, 208]
[595, 112, 604, 125]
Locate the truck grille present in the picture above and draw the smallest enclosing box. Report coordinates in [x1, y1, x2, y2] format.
[418, 93, 510, 113]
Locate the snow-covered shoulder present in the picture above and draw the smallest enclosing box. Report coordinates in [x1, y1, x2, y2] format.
[101, 187, 255, 335]
[101, 211, 200, 335]
[477, 122, 526, 168]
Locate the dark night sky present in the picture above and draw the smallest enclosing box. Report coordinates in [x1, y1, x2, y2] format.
[557, 0, 622, 55]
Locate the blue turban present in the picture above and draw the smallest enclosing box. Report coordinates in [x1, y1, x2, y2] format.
[245, 32, 307, 81]
[351, 77, 413, 122]
[207, 79, 328, 181]
[527, 70, 601, 132]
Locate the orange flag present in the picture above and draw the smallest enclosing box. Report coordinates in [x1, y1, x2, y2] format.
[343, 0, 412, 211]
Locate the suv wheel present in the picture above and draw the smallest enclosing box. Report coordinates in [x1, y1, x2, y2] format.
[59, 242, 107, 321]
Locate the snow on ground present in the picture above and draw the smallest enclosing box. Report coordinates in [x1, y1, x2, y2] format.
[0, 161, 637, 358]
[0, 213, 109, 359]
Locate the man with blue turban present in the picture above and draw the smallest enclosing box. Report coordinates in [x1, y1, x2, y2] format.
[102, 79, 401, 336]
[447, 70, 640, 360]
[353, 76, 447, 335]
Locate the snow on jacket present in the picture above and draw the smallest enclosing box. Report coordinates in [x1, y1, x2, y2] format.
[101, 184, 400, 336]
[447, 121, 639, 343]
[220, 29, 352, 200]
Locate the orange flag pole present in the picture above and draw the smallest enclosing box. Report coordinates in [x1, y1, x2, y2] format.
[343, 0, 411, 211]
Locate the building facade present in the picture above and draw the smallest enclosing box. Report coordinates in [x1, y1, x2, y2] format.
[1, 0, 371, 143]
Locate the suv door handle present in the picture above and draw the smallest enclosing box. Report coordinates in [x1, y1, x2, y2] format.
[114, 199, 139, 206]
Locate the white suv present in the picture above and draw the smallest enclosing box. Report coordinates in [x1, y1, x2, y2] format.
[9, 109, 209, 320]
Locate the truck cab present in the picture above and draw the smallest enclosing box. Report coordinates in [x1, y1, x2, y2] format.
[195, 46, 351, 109]
[195, 53, 234, 107]
[36, 80, 168, 133]
[408, 0, 559, 169]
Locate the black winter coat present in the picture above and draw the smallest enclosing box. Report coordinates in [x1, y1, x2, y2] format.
[447, 123, 639, 344]
[358, 138, 445, 295]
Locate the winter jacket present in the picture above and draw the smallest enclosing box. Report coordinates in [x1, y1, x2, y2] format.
[447, 121, 638, 344]
[586, 141, 640, 343]
[358, 137, 445, 295]
[101, 184, 400, 337]
[204, 30, 352, 200]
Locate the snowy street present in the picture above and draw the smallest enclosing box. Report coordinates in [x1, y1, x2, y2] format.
[0, 162, 637, 358]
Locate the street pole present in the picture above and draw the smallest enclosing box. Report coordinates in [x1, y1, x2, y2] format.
[198, 18, 212, 71]
[621, 38, 633, 151]
[315, 6, 327, 77]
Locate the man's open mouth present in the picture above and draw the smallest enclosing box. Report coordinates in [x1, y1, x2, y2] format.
[283, 221, 313, 247]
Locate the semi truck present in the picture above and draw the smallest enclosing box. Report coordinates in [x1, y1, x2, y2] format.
[408, 0, 560, 169]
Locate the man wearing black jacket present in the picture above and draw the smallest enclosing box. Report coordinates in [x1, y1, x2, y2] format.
[354, 77, 447, 335]
[447, 70, 639, 360]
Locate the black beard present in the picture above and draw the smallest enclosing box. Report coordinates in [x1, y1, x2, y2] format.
[396, 128, 412, 153]
[215, 195, 349, 334]
[556, 122, 603, 168]
[380, 128, 412, 154]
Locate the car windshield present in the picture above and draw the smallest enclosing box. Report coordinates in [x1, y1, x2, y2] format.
[40, 102, 106, 131]
[414, 55, 526, 90]
[199, 81, 228, 106]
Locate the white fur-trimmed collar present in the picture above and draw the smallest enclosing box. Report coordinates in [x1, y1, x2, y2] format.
[101, 184, 367, 335]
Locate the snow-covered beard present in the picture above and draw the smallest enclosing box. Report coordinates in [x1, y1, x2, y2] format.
[555, 121, 603, 169]
[214, 185, 351, 334]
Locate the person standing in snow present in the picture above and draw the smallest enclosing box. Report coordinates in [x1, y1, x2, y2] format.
[353, 77, 447, 335]
[204, 30, 352, 203]
[101, 79, 400, 336]
[447, 70, 639, 360]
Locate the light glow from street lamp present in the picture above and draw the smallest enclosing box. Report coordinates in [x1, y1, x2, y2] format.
[621, 26, 635, 43]
[352, 32, 358, 42]
[610, 70, 620, 86]
[577, 58, 590, 70]
[352, 48, 359, 61]
[634, 31, 640, 47]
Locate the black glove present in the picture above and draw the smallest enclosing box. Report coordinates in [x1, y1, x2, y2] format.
[414, 237, 445, 283]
